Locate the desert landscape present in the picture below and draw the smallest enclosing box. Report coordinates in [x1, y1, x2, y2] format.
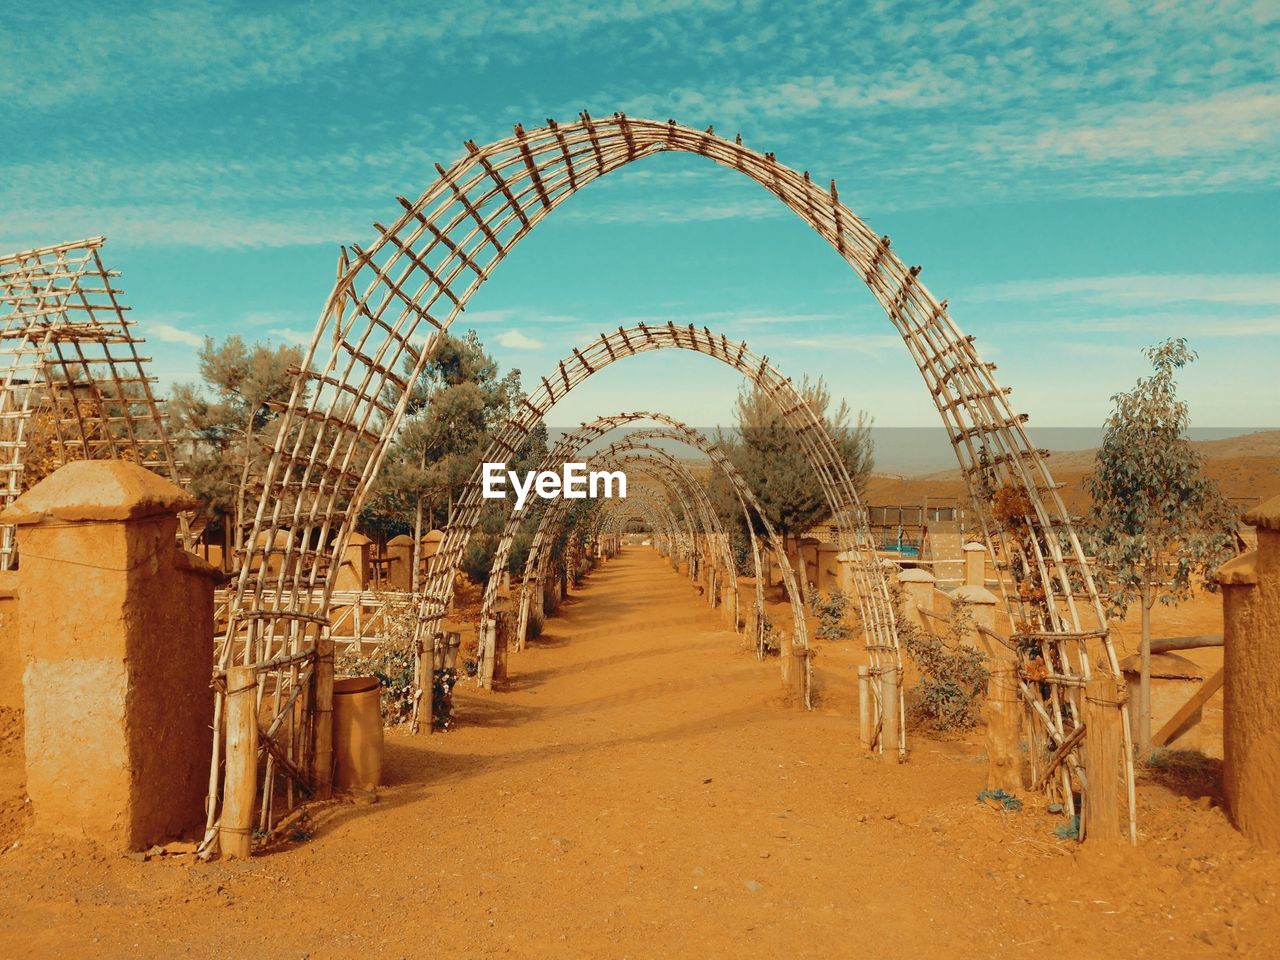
[3, 548, 1279, 958]
[4, 6, 1279, 957]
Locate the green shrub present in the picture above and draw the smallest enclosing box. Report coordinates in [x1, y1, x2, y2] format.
[808, 589, 852, 641]
[899, 598, 989, 731]
[335, 597, 418, 724]
[526, 606, 544, 640]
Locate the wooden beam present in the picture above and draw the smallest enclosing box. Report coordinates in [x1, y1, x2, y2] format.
[1153, 667, 1224, 748]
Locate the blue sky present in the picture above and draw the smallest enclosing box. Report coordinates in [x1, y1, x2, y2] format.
[3, 0, 1277, 435]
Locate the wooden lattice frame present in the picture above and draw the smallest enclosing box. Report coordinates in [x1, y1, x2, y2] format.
[212, 114, 1133, 851]
[519, 431, 812, 687]
[0, 237, 187, 568]
[408, 324, 886, 693]
[480, 413, 807, 671]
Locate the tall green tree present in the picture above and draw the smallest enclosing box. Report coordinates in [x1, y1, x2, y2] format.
[714, 376, 873, 598]
[1084, 338, 1237, 754]
[168, 335, 304, 550]
[362, 330, 545, 587]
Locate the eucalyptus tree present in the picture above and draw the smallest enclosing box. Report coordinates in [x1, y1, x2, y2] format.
[1085, 338, 1237, 753]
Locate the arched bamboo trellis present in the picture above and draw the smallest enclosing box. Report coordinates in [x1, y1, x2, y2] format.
[0, 237, 188, 568]
[412, 324, 892, 689]
[478, 414, 807, 676]
[513, 432, 811, 690]
[210, 114, 1133, 852]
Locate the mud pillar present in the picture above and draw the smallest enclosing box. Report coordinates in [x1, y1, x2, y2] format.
[953, 586, 1020, 791]
[385, 534, 414, 592]
[0, 571, 19, 710]
[896, 568, 935, 630]
[858, 666, 872, 750]
[1219, 496, 1280, 850]
[334, 532, 371, 591]
[881, 664, 900, 758]
[963, 541, 987, 588]
[0, 461, 219, 851]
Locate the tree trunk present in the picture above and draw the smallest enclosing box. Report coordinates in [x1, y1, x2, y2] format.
[1139, 583, 1153, 754]
[794, 534, 810, 604]
[411, 496, 424, 594]
[411, 448, 426, 595]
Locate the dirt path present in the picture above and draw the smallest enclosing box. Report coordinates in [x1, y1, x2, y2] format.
[1, 548, 1278, 958]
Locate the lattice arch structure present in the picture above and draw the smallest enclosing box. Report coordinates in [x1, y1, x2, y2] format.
[0, 237, 187, 568]
[212, 114, 1134, 852]
[475, 413, 808, 676]
[409, 326, 890, 698]
[512, 430, 812, 689]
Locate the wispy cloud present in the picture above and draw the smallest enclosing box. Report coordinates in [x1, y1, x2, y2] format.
[496, 329, 545, 350]
[1034, 85, 1280, 162]
[267, 328, 312, 346]
[465, 308, 582, 326]
[149, 322, 205, 348]
[974, 273, 1280, 308]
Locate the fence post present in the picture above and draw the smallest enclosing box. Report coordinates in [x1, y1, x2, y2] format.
[1084, 675, 1124, 842]
[881, 664, 900, 760]
[221, 665, 259, 858]
[858, 666, 872, 750]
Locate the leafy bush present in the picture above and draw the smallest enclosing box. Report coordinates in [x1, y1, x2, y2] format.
[760, 614, 782, 656]
[526, 606, 544, 640]
[898, 596, 990, 732]
[808, 589, 852, 641]
[433, 667, 459, 730]
[335, 597, 418, 724]
[461, 538, 496, 584]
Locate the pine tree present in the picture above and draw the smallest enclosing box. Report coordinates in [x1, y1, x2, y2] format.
[168, 335, 304, 551]
[716, 376, 872, 598]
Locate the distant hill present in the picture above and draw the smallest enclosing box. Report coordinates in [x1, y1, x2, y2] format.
[865, 429, 1280, 513]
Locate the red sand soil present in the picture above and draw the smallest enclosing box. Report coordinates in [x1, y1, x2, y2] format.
[1, 549, 1279, 957]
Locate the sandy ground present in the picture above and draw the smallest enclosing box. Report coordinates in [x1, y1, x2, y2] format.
[1, 548, 1279, 958]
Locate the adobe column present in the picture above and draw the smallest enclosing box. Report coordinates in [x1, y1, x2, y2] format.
[1219, 496, 1280, 850]
[0, 460, 220, 852]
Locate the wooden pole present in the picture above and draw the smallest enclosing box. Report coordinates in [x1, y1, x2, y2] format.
[1139, 589, 1153, 754]
[882, 665, 900, 760]
[1085, 675, 1124, 842]
[221, 665, 258, 859]
[858, 666, 872, 750]
[312, 635, 335, 800]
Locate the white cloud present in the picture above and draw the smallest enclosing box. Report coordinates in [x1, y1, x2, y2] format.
[149, 322, 205, 348]
[465, 308, 581, 326]
[496, 329, 544, 350]
[1033, 85, 1280, 162]
[974, 273, 1280, 308]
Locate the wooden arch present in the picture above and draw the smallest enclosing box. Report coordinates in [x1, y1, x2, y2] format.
[509, 428, 811, 700]
[406, 324, 885, 692]
[211, 114, 1132, 852]
[477, 412, 807, 670]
